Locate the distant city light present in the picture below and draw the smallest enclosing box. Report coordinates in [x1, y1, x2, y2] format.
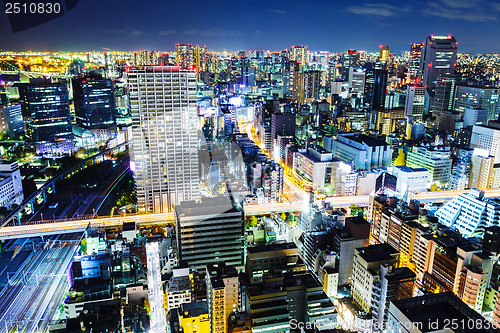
[229, 96, 244, 107]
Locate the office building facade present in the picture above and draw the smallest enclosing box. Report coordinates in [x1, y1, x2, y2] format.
[405, 85, 426, 124]
[454, 86, 500, 121]
[0, 104, 23, 138]
[406, 146, 452, 187]
[18, 82, 73, 155]
[175, 197, 245, 271]
[408, 43, 423, 83]
[73, 76, 116, 130]
[435, 189, 500, 237]
[127, 66, 199, 213]
[420, 35, 457, 98]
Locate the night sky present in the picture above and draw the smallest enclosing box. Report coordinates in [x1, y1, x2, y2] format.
[1, 0, 500, 53]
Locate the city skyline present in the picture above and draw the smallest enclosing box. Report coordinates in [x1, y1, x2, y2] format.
[2, 0, 500, 328]
[2, 0, 500, 53]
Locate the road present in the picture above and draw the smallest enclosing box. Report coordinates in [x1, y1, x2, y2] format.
[146, 241, 167, 332]
[3, 188, 500, 240]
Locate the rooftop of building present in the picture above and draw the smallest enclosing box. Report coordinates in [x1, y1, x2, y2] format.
[283, 272, 321, 290]
[323, 266, 339, 274]
[179, 301, 208, 318]
[247, 242, 297, 254]
[175, 196, 241, 217]
[474, 250, 492, 260]
[298, 151, 339, 164]
[384, 266, 416, 282]
[338, 132, 388, 147]
[206, 262, 238, 279]
[126, 65, 196, 73]
[391, 292, 493, 332]
[337, 297, 372, 320]
[393, 165, 428, 173]
[345, 215, 370, 226]
[246, 281, 286, 297]
[356, 243, 398, 263]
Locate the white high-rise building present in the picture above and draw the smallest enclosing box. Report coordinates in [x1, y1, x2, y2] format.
[471, 124, 500, 164]
[405, 85, 426, 124]
[435, 189, 500, 237]
[127, 66, 200, 213]
[406, 146, 452, 187]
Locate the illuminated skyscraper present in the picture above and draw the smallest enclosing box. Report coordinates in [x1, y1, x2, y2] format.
[420, 35, 457, 98]
[379, 45, 390, 62]
[364, 68, 388, 111]
[134, 50, 162, 66]
[341, 50, 360, 81]
[176, 44, 207, 81]
[205, 263, 239, 333]
[302, 70, 321, 100]
[72, 75, 116, 130]
[405, 85, 426, 123]
[284, 61, 302, 101]
[454, 85, 500, 121]
[408, 43, 423, 83]
[431, 77, 456, 118]
[127, 66, 199, 213]
[289, 45, 307, 64]
[18, 81, 73, 155]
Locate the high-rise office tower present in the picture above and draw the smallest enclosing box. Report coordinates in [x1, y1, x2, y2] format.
[471, 123, 500, 164]
[420, 35, 457, 99]
[405, 85, 426, 123]
[301, 70, 321, 100]
[134, 50, 161, 66]
[271, 112, 295, 158]
[364, 68, 388, 111]
[408, 43, 423, 83]
[454, 85, 500, 121]
[72, 75, 116, 130]
[289, 45, 307, 64]
[127, 66, 199, 213]
[379, 45, 390, 62]
[351, 243, 415, 329]
[341, 50, 360, 82]
[176, 44, 207, 81]
[18, 81, 73, 155]
[470, 149, 495, 189]
[350, 69, 366, 94]
[205, 263, 239, 333]
[285, 61, 302, 101]
[175, 197, 245, 271]
[431, 77, 456, 118]
[0, 104, 23, 138]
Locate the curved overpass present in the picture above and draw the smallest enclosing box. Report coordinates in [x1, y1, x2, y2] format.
[2, 188, 500, 240]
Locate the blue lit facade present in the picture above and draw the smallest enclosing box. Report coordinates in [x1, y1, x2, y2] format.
[19, 83, 73, 155]
[73, 78, 116, 129]
[5, 104, 23, 138]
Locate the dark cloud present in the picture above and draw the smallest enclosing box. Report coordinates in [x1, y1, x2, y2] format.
[267, 9, 287, 14]
[424, 0, 498, 22]
[159, 30, 177, 36]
